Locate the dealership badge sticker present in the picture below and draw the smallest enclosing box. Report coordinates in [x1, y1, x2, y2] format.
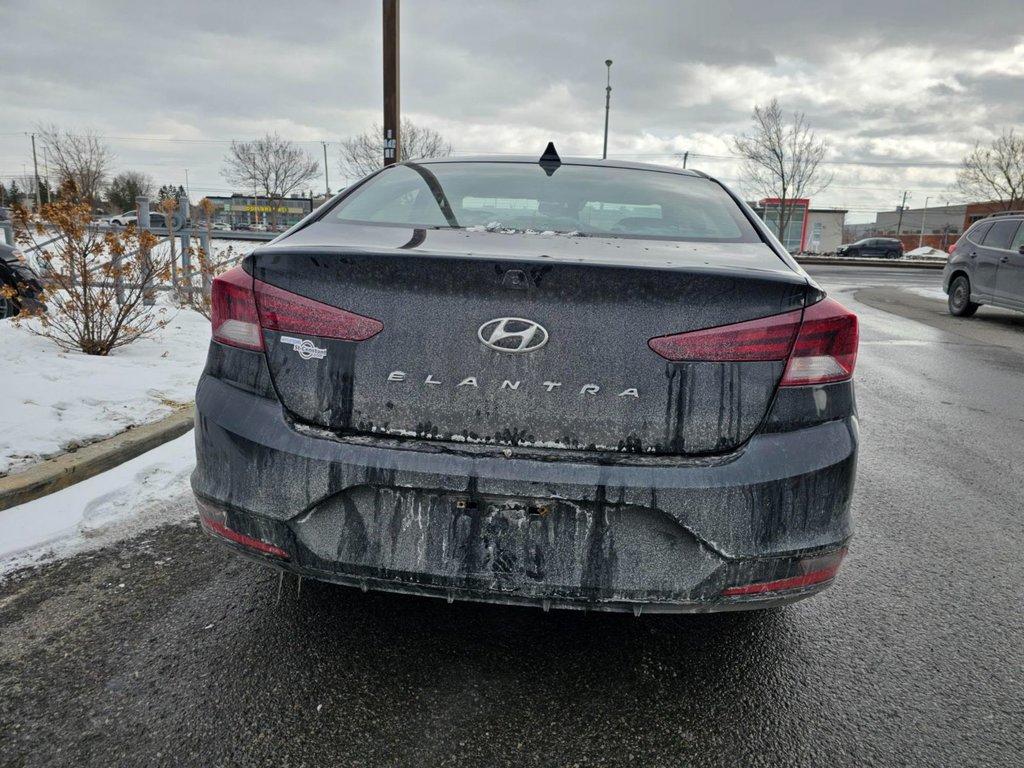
[280, 336, 327, 360]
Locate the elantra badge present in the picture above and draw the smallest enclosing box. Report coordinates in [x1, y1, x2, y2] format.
[280, 336, 327, 360]
[478, 317, 549, 353]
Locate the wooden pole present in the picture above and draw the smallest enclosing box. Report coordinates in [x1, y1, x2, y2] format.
[383, 0, 401, 166]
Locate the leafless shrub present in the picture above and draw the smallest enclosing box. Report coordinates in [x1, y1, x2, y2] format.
[12, 181, 170, 356]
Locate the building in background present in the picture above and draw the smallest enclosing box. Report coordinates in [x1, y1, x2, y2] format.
[205, 194, 314, 228]
[749, 199, 847, 253]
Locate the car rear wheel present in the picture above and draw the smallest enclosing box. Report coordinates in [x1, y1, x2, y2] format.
[885, 250, 898, 259]
[0, 286, 17, 320]
[948, 275, 979, 317]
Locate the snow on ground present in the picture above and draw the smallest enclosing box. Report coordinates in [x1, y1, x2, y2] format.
[0, 430, 196, 577]
[906, 286, 949, 301]
[906, 246, 948, 259]
[0, 304, 210, 475]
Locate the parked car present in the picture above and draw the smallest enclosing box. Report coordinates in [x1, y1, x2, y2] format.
[835, 237, 903, 259]
[0, 243, 45, 319]
[108, 212, 167, 228]
[943, 211, 1024, 317]
[193, 153, 860, 613]
[211, 221, 232, 231]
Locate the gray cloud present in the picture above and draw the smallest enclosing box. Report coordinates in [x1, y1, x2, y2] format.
[2, 0, 1023, 220]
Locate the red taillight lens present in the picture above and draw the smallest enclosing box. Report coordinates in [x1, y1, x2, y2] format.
[721, 548, 846, 597]
[780, 298, 858, 386]
[210, 266, 384, 350]
[196, 498, 290, 560]
[211, 266, 263, 351]
[647, 297, 858, 386]
[648, 309, 802, 362]
[254, 279, 383, 341]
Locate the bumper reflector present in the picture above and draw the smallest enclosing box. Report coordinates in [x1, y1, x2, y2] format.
[196, 499, 290, 560]
[721, 548, 846, 597]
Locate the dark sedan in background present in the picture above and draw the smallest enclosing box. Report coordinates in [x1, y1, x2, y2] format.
[836, 237, 904, 259]
[192, 152, 860, 613]
[0, 243, 45, 319]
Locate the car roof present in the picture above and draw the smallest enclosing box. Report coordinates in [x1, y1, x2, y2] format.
[409, 155, 708, 178]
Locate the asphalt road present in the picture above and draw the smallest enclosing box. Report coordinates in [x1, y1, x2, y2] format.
[2, 266, 1023, 767]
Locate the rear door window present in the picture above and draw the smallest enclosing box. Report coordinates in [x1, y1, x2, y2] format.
[1010, 221, 1024, 252]
[982, 220, 1019, 250]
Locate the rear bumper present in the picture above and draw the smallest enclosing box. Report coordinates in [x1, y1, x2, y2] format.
[192, 373, 857, 613]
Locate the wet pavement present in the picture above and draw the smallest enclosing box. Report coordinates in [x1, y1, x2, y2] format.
[2, 267, 1022, 767]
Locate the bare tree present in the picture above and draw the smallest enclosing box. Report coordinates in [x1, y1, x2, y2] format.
[106, 170, 153, 213]
[732, 99, 832, 250]
[37, 125, 114, 209]
[339, 119, 452, 180]
[221, 133, 319, 226]
[956, 130, 1024, 210]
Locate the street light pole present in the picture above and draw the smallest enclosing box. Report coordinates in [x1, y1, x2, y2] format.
[29, 133, 41, 210]
[918, 196, 930, 248]
[322, 141, 330, 196]
[602, 59, 613, 160]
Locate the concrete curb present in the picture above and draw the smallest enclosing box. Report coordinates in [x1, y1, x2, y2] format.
[795, 257, 945, 269]
[0, 407, 194, 512]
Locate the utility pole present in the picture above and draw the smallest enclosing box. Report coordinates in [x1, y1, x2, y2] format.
[602, 59, 613, 160]
[382, 0, 401, 167]
[30, 133, 41, 210]
[918, 196, 930, 248]
[895, 190, 910, 236]
[322, 141, 330, 196]
[682, 151, 689, 169]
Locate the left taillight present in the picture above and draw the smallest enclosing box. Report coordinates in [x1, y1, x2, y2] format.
[210, 266, 385, 350]
[211, 266, 263, 351]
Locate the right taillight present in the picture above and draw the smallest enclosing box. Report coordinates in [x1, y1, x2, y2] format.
[780, 297, 859, 386]
[211, 266, 263, 351]
[647, 296, 859, 387]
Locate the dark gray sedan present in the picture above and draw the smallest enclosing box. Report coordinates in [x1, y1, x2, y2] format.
[191, 154, 859, 613]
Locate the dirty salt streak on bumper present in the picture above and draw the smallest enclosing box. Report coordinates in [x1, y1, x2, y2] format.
[191, 346, 857, 614]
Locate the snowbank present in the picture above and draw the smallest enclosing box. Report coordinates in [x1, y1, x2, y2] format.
[0, 305, 210, 475]
[0, 431, 196, 575]
[905, 246, 948, 260]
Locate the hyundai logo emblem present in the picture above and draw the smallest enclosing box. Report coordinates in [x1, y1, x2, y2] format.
[478, 317, 549, 353]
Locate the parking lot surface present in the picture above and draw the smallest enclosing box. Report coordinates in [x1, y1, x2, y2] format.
[2, 267, 1022, 767]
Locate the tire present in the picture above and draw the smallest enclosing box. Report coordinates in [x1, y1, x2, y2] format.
[0, 284, 17, 320]
[885, 250, 899, 259]
[948, 275, 979, 317]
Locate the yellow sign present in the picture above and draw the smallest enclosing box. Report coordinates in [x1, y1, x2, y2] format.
[229, 204, 305, 214]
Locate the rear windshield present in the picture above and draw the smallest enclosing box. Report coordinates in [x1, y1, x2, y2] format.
[326, 162, 758, 242]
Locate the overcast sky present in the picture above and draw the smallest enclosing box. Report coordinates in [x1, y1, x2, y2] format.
[2, 0, 1023, 222]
